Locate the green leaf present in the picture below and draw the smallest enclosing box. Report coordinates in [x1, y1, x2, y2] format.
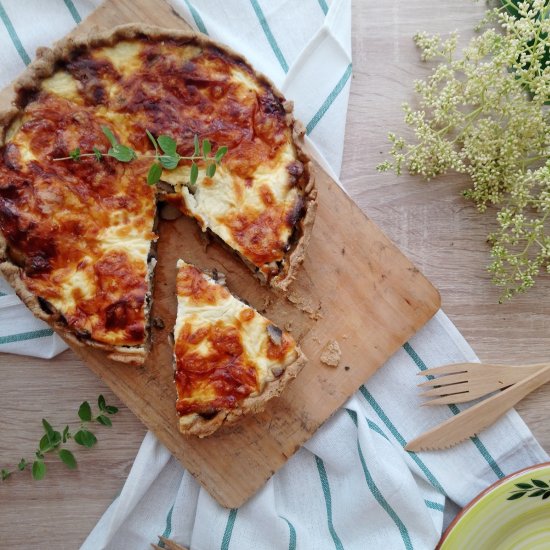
[18, 458, 27, 471]
[543, 491, 550, 500]
[62, 425, 71, 443]
[159, 154, 180, 170]
[39, 434, 51, 452]
[98, 395, 107, 412]
[193, 134, 200, 156]
[78, 401, 92, 422]
[1, 469, 11, 481]
[108, 144, 136, 163]
[507, 491, 525, 500]
[58, 449, 77, 470]
[101, 126, 118, 147]
[190, 162, 199, 185]
[532, 479, 549, 488]
[93, 147, 103, 161]
[202, 139, 211, 157]
[69, 147, 81, 161]
[215, 146, 228, 163]
[105, 405, 119, 415]
[74, 429, 97, 448]
[96, 415, 112, 427]
[42, 418, 55, 439]
[35, 450, 44, 460]
[206, 163, 216, 178]
[32, 460, 46, 481]
[147, 162, 163, 185]
[515, 483, 532, 489]
[158, 135, 177, 155]
[528, 489, 546, 497]
[146, 129, 159, 154]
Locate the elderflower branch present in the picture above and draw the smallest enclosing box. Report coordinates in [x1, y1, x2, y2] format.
[378, 0, 550, 300]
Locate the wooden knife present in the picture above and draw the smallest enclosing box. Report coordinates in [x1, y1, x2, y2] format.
[405, 366, 550, 452]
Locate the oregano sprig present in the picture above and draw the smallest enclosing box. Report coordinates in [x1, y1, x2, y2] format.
[1, 394, 119, 482]
[53, 127, 228, 187]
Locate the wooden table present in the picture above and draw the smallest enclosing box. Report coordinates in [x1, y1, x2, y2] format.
[1, 1, 548, 547]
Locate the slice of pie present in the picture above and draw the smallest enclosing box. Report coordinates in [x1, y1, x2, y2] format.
[0, 25, 316, 363]
[174, 260, 305, 437]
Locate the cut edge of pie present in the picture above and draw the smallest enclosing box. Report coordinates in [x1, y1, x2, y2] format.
[0, 23, 317, 364]
[174, 259, 306, 437]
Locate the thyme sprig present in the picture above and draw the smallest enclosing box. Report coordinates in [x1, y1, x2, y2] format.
[378, 0, 550, 301]
[1, 395, 118, 482]
[54, 127, 228, 187]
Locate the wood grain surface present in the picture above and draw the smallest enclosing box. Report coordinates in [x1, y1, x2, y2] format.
[0, 0, 549, 548]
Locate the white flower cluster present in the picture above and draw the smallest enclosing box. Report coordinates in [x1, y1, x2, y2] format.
[378, 0, 550, 301]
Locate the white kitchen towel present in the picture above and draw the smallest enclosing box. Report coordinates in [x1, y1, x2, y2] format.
[0, 1, 547, 549]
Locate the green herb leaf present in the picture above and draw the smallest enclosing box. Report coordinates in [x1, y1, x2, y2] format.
[93, 147, 103, 161]
[146, 129, 159, 154]
[215, 146, 228, 164]
[158, 135, 177, 155]
[105, 405, 119, 415]
[1, 469, 11, 481]
[32, 460, 46, 481]
[532, 479, 549, 488]
[78, 401, 92, 422]
[190, 162, 199, 185]
[18, 458, 27, 471]
[202, 139, 211, 157]
[101, 126, 118, 147]
[193, 134, 200, 156]
[96, 415, 112, 427]
[39, 434, 50, 452]
[42, 419, 55, 439]
[58, 449, 77, 470]
[62, 425, 71, 443]
[74, 429, 97, 448]
[98, 394, 106, 411]
[206, 163, 216, 178]
[69, 148, 81, 161]
[515, 483, 532, 490]
[147, 162, 163, 185]
[159, 154, 180, 170]
[507, 491, 525, 500]
[108, 144, 136, 163]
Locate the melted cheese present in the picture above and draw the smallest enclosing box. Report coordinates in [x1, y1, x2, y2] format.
[173, 260, 298, 417]
[0, 34, 308, 351]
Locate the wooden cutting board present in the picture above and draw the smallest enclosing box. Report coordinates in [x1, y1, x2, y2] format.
[0, 0, 440, 508]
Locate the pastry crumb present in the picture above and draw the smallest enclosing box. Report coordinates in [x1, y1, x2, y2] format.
[320, 340, 341, 368]
[284, 322, 293, 332]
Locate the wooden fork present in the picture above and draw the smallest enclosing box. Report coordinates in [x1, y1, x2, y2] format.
[417, 362, 550, 405]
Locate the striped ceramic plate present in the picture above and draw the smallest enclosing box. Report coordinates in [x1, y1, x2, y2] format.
[439, 463, 550, 549]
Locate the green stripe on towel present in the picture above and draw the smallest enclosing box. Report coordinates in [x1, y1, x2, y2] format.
[0, 328, 54, 344]
[0, 1, 31, 65]
[158, 503, 174, 547]
[359, 385, 446, 495]
[279, 516, 297, 550]
[318, 0, 329, 15]
[221, 508, 238, 550]
[306, 63, 352, 135]
[62, 0, 81, 23]
[315, 455, 345, 550]
[346, 411, 413, 550]
[403, 342, 505, 479]
[183, 0, 208, 35]
[250, 0, 289, 73]
[424, 499, 445, 512]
